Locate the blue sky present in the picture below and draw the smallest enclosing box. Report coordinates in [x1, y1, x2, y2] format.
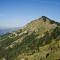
[0, 0, 60, 28]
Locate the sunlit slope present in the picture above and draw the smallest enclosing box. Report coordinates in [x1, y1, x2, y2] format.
[0, 16, 60, 60]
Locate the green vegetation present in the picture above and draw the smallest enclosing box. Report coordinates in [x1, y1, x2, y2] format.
[0, 16, 60, 60]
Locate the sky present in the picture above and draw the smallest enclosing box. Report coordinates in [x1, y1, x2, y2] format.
[0, 0, 60, 28]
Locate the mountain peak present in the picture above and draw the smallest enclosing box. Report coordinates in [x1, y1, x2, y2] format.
[38, 16, 58, 24]
[42, 16, 50, 20]
[0, 16, 60, 60]
[37, 16, 49, 22]
[41, 16, 47, 18]
[41, 16, 47, 21]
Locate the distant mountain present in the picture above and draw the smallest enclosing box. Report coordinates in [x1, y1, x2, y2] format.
[0, 16, 60, 60]
[0, 27, 20, 35]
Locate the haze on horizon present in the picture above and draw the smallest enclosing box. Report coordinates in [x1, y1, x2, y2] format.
[0, 0, 60, 28]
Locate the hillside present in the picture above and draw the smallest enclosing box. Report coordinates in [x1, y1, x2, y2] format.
[0, 16, 60, 60]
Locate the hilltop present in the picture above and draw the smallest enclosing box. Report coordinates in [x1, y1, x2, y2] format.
[0, 16, 60, 60]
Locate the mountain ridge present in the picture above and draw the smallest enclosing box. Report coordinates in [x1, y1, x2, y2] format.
[0, 16, 60, 60]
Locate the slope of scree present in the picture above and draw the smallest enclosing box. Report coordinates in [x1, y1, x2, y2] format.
[0, 16, 60, 60]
